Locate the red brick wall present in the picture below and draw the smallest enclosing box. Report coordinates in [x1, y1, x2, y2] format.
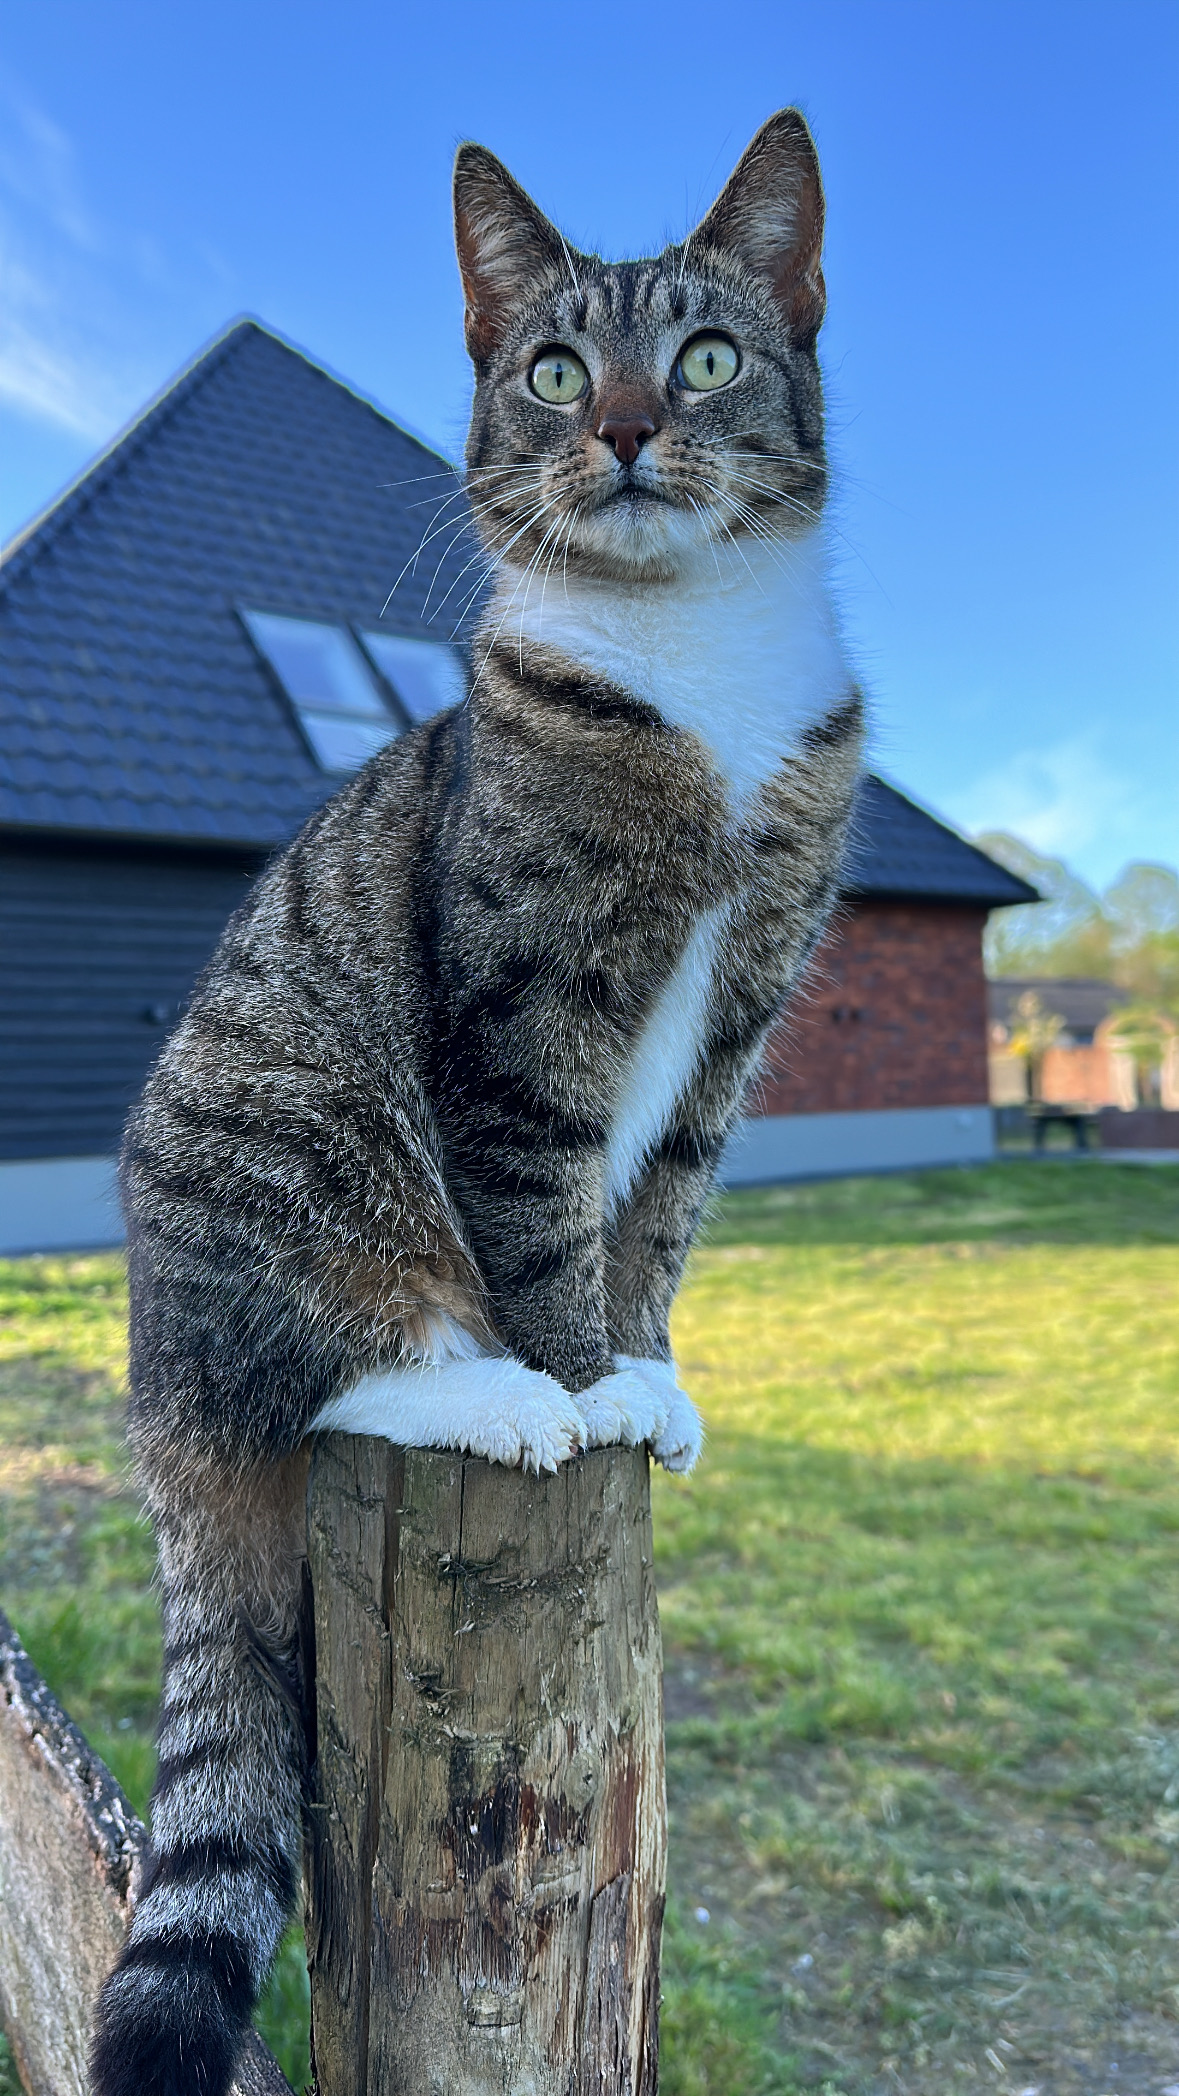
[754, 900, 991, 1115]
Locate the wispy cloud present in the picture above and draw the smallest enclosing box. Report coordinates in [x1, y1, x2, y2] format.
[0, 71, 211, 447]
[0, 90, 103, 248]
[0, 78, 124, 436]
[942, 733, 1138, 860]
[0, 225, 129, 437]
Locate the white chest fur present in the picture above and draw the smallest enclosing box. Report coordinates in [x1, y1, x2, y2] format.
[500, 526, 854, 1205]
[603, 905, 727, 1213]
[501, 527, 852, 802]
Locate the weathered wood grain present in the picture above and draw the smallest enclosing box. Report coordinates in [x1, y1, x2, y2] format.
[0, 1607, 292, 2096]
[306, 1442, 666, 2096]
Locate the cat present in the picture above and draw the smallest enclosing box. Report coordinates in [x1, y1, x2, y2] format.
[91, 108, 863, 2096]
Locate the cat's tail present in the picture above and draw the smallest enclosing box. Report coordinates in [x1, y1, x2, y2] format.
[90, 1450, 310, 2096]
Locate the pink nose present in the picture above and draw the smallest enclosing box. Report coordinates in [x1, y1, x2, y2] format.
[596, 413, 657, 466]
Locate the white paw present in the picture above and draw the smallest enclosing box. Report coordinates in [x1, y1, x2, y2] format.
[472, 1371, 589, 1474]
[650, 1389, 703, 1474]
[313, 1358, 587, 1474]
[581, 1368, 667, 1450]
[615, 1355, 678, 1401]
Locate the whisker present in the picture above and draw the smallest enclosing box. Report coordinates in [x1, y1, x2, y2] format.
[419, 516, 488, 620]
[537, 504, 578, 636]
[403, 470, 537, 518]
[685, 495, 726, 586]
[466, 497, 566, 691]
[412, 485, 561, 630]
[381, 496, 491, 614]
[374, 468, 462, 490]
[560, 502, 583, 603]
[558, 234, 584, 302]
[518, 515, 566, 669]
[426, 544, 499, 628]
[720, 468, 884, 585]
[721, 475, 823, 527]
[692, 479, 807, 585]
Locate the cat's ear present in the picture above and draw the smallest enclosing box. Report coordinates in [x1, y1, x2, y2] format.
[692, 109, 826, 344]
[453, 145, 570, 362]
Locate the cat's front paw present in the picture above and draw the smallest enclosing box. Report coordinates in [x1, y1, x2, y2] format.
[615, 1355, 678, 1402]
[650, 1388, 703, 1473]
[457, 1362, 587, 1474]
[581, 1367, 668, 1450]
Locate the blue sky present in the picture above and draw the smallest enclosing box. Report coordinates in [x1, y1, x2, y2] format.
[2, 0, 1176, 887]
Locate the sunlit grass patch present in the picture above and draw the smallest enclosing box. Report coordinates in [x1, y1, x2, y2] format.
[654, 1163, 1179, 2089]
[1, 1163, 1177, 2092]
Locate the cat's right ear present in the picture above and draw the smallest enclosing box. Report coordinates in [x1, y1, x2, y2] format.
[453, 145, 569, 363]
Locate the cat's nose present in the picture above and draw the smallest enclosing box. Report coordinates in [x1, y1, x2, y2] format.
[596, 413, 658, 466]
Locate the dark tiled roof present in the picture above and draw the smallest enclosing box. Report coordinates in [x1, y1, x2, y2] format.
[842, 775, 1038, 906]
[0, 320, 478, 850]
[0, 318, 1034, 909]
[988, 977, 1127, 1035]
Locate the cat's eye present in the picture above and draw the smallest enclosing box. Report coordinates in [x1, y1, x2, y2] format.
[529, 349, 589, 405]
[677, 334, 740, 392]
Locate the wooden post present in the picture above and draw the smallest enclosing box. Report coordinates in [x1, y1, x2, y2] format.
[304, 1439, 666, 2096]
[0, 1610, 291, 2096]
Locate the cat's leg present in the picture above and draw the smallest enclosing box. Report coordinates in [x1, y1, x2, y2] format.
[604, 1133, 718, 1474]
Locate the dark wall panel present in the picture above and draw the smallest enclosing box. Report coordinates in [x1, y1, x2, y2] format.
[0, 844, 263, 1160]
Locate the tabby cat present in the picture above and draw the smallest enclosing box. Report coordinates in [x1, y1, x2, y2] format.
[91, 108, 863, 2095]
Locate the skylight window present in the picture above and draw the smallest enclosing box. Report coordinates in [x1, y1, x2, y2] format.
[357, 630, 466, 725]
[242, 610, 399, 774]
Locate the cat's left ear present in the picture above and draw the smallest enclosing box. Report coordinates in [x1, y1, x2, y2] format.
[454, 144, 571, 363]
[691, 109, 826, 345]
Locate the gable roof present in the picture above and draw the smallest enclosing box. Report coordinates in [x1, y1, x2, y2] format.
[0, 319, 1036, 908]
[843, 774, 1037, 906]
[0, 319, 478, 850]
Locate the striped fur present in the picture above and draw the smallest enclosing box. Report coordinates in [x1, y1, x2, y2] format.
[92, 109, 863, 2094]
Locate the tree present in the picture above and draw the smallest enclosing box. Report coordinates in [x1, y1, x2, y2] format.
[977, 834, 1111, 979]
[1006, 989, 1065, 1102]
[980, 841, 1179, 1011]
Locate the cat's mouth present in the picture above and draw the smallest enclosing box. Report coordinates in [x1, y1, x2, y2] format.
[594, 476, 674, 513]
[561, 464, 726, 580]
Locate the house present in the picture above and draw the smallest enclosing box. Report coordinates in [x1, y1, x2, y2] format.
[0, 320, 1034, 1254]
[720, 782, 1035, 1184]
[988, 978, 1179, 1112]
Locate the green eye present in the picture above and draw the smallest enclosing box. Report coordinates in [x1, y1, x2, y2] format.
[677, 334, 740, 391]
[529, 349, 589, 404]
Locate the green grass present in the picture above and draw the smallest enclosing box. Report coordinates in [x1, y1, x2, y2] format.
[1, 1162, 1177, 2093]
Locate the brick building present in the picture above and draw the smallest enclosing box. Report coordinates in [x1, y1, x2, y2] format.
[0, 321, 1033, 1251]
[721, 782, 1033, 1185]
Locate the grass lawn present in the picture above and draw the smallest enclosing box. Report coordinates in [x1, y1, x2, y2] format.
[1, 1161, 1177, 2093]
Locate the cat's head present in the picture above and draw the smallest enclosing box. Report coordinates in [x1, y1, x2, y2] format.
[453, 110, 828, 590]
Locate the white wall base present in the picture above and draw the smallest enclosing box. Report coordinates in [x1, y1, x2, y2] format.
[0, 1157, 122, 1256]
[719, 1104, 995, 1187]
[0, 1109, 996, 1255]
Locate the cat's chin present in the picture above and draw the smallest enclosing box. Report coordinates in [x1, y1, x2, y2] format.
[566, 498, 722, 586]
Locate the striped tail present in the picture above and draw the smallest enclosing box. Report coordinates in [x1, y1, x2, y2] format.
[91, 1457, 308, 2096]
